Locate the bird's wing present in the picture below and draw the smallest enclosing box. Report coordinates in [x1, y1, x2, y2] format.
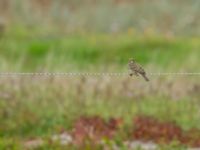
[138, 64, 146, 74]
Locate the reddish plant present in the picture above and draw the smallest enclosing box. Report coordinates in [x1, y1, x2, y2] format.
[133, 115, 200, 148]
[133, 115, 183, 143]
[72, 116, 123, 145]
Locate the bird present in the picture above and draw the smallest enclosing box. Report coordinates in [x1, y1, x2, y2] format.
[128, 58, 149, 81]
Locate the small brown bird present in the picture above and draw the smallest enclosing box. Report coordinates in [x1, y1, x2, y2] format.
[128, 58, 149, 81]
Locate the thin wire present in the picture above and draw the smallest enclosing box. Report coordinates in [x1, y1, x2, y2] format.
[0, 72, 199, 76]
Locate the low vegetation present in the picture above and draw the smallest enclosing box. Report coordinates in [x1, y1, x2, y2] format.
[0, 1, 200, 148]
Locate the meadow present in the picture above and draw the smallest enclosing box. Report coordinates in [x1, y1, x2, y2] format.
[0, 0, 200, 149]
[0, 32, 200, 149]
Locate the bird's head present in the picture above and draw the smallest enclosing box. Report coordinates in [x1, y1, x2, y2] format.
[129, 58, 135, 63]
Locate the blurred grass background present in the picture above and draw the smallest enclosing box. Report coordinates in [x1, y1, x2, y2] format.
[0, 0, 200, 149]
[1, 0, 200, 35]
[0, 0, 200, 72]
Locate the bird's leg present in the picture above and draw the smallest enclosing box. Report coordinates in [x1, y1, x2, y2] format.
[129, 72, 133, 76]
[129, 69, 134, 76]
[130, 71, 139, 77]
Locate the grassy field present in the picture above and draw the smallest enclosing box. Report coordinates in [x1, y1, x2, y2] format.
[0, 0, 200, 149]
[0, 30, 200, 149]
[1, 31, 200, 71]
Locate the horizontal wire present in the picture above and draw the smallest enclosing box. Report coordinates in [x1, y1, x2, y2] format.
[149, 72, 200, 76]
[0, 72, 199, 76]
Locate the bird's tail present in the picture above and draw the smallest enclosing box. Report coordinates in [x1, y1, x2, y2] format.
[142, 74, 150, 82]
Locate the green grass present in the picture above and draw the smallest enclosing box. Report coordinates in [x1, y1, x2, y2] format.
[1, 94, 198, 137]
[0, 91, 198, 149]
[0, 33, 200, 72]
[1, 1, 200, 148]
[0, 31, 200, 149]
